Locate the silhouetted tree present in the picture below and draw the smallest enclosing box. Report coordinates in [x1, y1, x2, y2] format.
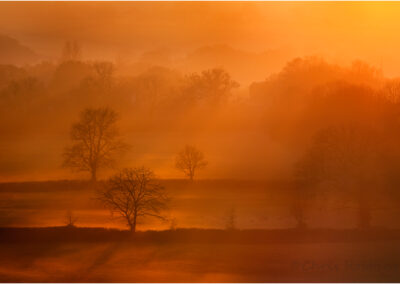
[93, 61, 114, 91]
[169, 216, 178, 230]
[175, 145, 207, 181]
[225, 208, 237, 230]
[61, 40, 81, 62]
[128, 67, 181, 111]
[182, 68, 238, 107]
[290, 198, 308, 229]
[64, 210, 78, 228]
[381, 79, 400, 103]
[98, 167, 169, 232]
[296, 125, 384, 229]
[63, 107, 127, 181]
[51, 60, 92, 91]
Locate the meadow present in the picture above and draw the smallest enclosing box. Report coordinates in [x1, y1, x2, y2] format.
[0, 228, 400, 282]
[1, 180, 400, 282]
[1, 179, 398, 231]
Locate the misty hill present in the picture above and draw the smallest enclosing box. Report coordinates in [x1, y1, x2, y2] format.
[0, 35, 38, 65]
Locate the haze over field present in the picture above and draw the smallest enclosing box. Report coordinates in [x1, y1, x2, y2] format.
[3, 2, 400, 282]
[2, 2, 400, 182]
[1, 0, 400, 227]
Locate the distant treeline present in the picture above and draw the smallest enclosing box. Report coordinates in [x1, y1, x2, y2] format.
[3, 55, 400, 230]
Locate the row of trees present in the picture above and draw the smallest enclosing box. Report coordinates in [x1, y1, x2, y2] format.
[63, 107, 208, 182]
[62, 107, 208, 232]
[290, 85, 400, 229]
[247, 57, 400, 230]
[62, 97, 400, 231]
[6, 50, 400, 231]
[292, 126, 380, 229]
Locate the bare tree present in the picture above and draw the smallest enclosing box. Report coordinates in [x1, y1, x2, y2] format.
[381, 79, 400, 103]
[98, 167, 169, 232]
[64, 210, 78, 228]
[93, 61, 114, 91]
[225, 207, 237, 231]
[61, 40, 81, 62]
[296, 125, 384, 229]
[182, 68, 239, 107]
[289, 195, 309, 229]
[291, 142, 323, 229]
[169, 216, 178, 231]
[175, 145, 207, 181]
[63, 107, 127, 182]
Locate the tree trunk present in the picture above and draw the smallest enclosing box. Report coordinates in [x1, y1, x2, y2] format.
[130, 224, 136, 233]
[357, 203, 371, 229]
[294, 214, 308, 230]
[130, 212, 137, 233]
[356, 193, 371, 229]
[91, 167, 97, 182]
[292, 200, 308, 230]
[296, 218, 308, 230]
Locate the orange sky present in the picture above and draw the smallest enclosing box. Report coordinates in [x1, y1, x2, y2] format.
[0, 2, 400, 76]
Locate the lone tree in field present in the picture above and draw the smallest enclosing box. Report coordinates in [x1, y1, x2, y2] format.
[63, 107, 127, 182]
[64, 210, 78, 228]
[296, 125, 383, 229]
[175, 145, 207, 181]
[98, 167, 169, 232]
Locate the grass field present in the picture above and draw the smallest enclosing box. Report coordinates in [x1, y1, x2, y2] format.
[0, 179, 398, 230]
[1, 237, 400, 282]
[1, 180, 400, 282]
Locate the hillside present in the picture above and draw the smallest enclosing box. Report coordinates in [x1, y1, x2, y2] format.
[0, 35, 38, 65]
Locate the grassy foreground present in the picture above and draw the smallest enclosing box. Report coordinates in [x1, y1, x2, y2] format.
[0, 227, 400, 282]
[1, 226, 400, 243]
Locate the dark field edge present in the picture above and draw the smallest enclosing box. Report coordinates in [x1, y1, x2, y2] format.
[1, 227, 400, 244]
[0, 179, 294, 193]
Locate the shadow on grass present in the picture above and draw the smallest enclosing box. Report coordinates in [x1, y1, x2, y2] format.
[1, 226, 400, 244]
